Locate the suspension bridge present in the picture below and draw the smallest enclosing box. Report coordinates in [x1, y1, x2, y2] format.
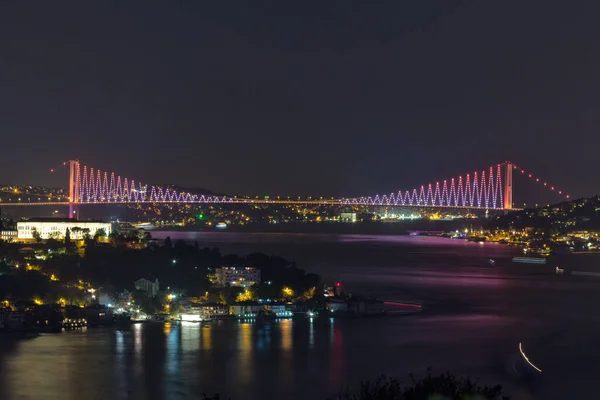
[0, 160, 570, 219]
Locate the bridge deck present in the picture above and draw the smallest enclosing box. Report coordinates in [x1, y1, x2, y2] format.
[0, 199, 514, 210]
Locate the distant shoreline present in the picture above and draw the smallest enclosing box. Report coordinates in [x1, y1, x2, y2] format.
[145, 219, 477, 236]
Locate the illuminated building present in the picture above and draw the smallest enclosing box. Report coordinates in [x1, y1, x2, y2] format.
[215, 266, 261, 287]
[0, 230, 17, 241]
[339, 212, 357, 222]
[17, 218, 112, 240]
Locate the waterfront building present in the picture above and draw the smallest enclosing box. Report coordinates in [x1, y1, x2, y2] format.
[134, 278, 160, 297]
[17, 218, 112, 240]
[339, 212, 357, 222]
[229, 303, 264, 317]
[184, 303, 229, 318]
[215, 266, 261, 287]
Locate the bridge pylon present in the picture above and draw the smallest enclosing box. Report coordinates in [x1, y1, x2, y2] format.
[68, 160, 78, 219]
[503, 161, 513, 210]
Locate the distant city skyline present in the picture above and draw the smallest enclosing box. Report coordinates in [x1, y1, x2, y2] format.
[1, 2, 599, 199]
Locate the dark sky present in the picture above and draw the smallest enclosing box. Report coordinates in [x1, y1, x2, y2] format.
[1, 1, 599, 202]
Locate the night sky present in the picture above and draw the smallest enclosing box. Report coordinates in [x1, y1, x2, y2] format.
[1, 1, 599, 201]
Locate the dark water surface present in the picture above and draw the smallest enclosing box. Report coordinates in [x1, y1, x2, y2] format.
[2, 233, 600, 400]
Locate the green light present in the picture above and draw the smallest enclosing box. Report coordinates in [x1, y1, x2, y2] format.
[197, 213, 204, 220]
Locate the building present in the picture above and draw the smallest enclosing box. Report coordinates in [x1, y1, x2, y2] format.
[215, 266, 261, 287]
[0, 230, 18, 242]
[134, 278, 160, 297]
[181, 303, 229, 319]
[339, 212, 357, 222]
[229, 303, 265, 317]
[17, 218, 113, 240]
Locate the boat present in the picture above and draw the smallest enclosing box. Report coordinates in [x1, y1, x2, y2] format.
[512, 257, 547, 264]
[488, 259, 495, 265]
[555, 267, 564, 275]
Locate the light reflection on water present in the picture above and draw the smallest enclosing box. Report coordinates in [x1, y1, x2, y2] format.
[238, 322, 253, 385]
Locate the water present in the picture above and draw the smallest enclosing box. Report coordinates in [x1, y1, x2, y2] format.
[2, 232, 600, 399]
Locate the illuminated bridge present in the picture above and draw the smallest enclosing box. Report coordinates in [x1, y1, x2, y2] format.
[1, 160, 569, 218]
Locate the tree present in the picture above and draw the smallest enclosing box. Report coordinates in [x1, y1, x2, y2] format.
[302, 286, 316, 300]
[333, 370, 507, 400]
[48, 231, 62, 241]
[65, 228, 71, 243]
[31, 228, 42, 244]
[94, 228, 107, 242]
[281, 286, 294, 299]
[126, 229, 138, 242]
[71, 227, 82, 239]
[108, 229, 120, 245]
[235, 288, 257, 302]
[82, 228, 91, 241]
[131, 289, 160, 315]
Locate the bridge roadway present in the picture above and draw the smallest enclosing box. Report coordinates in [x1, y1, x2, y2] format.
[0, 199, 513, 210]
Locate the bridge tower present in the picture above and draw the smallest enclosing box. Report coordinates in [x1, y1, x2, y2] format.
[68, 160, 78, 219]
[503, 161, 513, 210]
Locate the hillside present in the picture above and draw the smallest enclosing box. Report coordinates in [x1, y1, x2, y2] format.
[492, 196, 600, 231]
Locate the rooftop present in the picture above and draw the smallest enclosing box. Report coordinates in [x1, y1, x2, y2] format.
[20, 217, 107, 223]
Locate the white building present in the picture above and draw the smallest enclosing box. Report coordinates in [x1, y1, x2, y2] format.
[229, 303, 264, 317]
[134, 278, 160, 297]
[340, 212, 357, 222]
[215, 266, 261, 287]
[17, 218, 113, 240]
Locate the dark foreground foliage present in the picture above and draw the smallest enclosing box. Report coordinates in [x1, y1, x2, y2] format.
[200, 370, 509, 400]
[333, 371, 508, 400]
